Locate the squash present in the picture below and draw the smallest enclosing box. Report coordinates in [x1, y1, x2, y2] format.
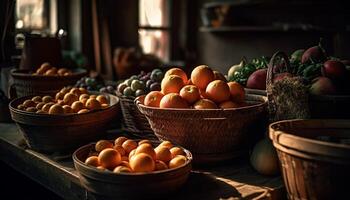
[250, 138, 280, 176]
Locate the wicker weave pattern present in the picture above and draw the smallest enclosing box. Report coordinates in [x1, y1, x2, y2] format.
[136, 94, 267, 161]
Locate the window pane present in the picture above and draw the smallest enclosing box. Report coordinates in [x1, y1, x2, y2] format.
[139, 0, 169, 27]
[16, 0, 46, 30]
[139, 29, 169, 61]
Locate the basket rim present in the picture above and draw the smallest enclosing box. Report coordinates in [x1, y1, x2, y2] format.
[269, 119, 350, 159]
[136, 93, 267, 112]
[72, 141, 193, 177]
[11, 68, 88, 80]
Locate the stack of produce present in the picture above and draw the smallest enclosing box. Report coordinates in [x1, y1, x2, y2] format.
[116, 69, 163, 98]
[74, 77, 116, 95]
[84, 137, 189, 173]
[16, 87, 111, 115]
[144, 66, 246, 109]
[32, 62, 73, 76]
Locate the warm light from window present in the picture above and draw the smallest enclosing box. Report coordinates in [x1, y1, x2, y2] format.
[16, 0, 45, 30]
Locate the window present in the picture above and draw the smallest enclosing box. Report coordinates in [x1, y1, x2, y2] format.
[138, 0, 170, 62]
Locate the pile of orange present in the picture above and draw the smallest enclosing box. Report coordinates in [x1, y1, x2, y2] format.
[84, 137, 189, 173]
[16, 86, 110, 114]
[144, 65, 246, 109]
[32, 62, 73, 76]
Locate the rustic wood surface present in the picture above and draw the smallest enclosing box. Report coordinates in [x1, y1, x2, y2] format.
[0, 123, 285, 200]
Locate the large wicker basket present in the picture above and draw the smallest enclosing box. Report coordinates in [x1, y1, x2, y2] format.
[116, 92, 153, 134]
[269, 119, 350, 200]
[136, 94, 268, 164]
[10, 68, 87, 98]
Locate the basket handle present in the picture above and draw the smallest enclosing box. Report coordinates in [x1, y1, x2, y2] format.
[266, 51, 291, 120]
[134, 95, 146, 114]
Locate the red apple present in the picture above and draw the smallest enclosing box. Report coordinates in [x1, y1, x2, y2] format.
[310, 77, 336, 95]
[273, 72, 293, 82]
[246, 69, 267, 90]
[301, 45, 326, 64]
[322, 60, 346, 80]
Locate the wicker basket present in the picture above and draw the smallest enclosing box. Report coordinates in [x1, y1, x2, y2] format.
[136, 94, 268, 164]
[9, 94, 120, 153]
[10, 68, 87, 98]
[73, 141, 192, 199]
[269, 119, 350, 200]
[116, 92, 153, 134]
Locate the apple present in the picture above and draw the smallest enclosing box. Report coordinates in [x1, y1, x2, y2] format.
[273, 72, 293, 82]
[322, 60, 347, 80]
[310, 77, 336, 95]
[246, 69, 267, 90]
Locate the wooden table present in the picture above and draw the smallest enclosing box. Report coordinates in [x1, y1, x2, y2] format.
[0, 123, 285, 200]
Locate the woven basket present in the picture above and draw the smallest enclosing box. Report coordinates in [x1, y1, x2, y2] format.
[116, 92, 153, 134]
[10, 68, 87, 98]
[136, 94, 268, 164]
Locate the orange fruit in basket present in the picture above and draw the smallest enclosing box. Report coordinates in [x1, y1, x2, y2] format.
[95, 140, 114, 152]
[169, 155, 187, 169]
[159, 141, 173, 149]
[161, 75, 184, 94]
[193, 99, 218, 109]
[113, 166, 132, 173]
[170, 147, 186, 158]
[179, 85, 200, 104]
[42, 102, 55, 112]
[164, 68, 188, 83]
[17, 104, 25, 110]
[23, 100, 36, 108]
[114, 145, 126, 156]
[219, 100, 241, 109]
[79, 94, 89, 101]
[60, 87, 71, 94]
[96, 95, 108, 104]
[26, 107, 37, 112]
[155, 146, 172, 163]
[129, 149, 136, 160]
[159, 93, 189, 109]
[70, 88, 82, 96]
[98, 148, 121, 169]
[199, 88, 210, 99]
[85, 156, 100, 167]
[48, 104, 64, 114]
[36, 102, 45, 110]
[80, 98, 88, 105]
[144, 91, 164, 107]
[36, 110, 46, 114]
[89, 95, 97, 99]
[62, 105, 73, 114]
[115, 136, 128, 146]
[206, 80, 230, 103]
[122, 139, 138, 154]
[138, 139, 151, 146]
[39, 62, 51, 71]
[79, 87, 88, 94]
[213, 71, 227, 82]
[31, 96, 42, 102]
[86, 98, 101, 110]
[71, 101, 85, 113]
[63, 93, 78, 105]
[55, 92, 65, 100]
[57, 68, 69, 76]
[44, 69, 57, 76]
[227, 81, 245, 103]
[77, 109, 89, 114]
[130, 153, 155, 172]
[101, 104, 109, 109]
[191, 65, 214, 90]
[135, 143, 156, 160]
[155, 160, 168, 171]
[121, 156, 129, 162]
[97, 166, 106, 170]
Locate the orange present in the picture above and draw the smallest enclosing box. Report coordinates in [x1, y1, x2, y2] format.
[79, 87, 88, 94]
[36, 102, 45, 110]
[86, 98, 101, 110]
[60, 87, 71, 94]
[42, 95, 54, 103]
[95, 140, 114, 152]
[164, 68, 188, 83]
[161, 75, 184, 94]
[169, 155, 187, 169]
[113, 166, 132, 173]
[48, 104, 64, 114]
[129, 153, 155, 172]
[155, 146, 172, 163]
[144, 91, 164, 107]
[155, 160, 168, 171]
[170, 147, 186, 158]
[138, 139, 151, 146]
[113, 145, 126, 156]
[79, 94, 90, 101]
[193, 99, 218, 109]
[98, 148, 121, 169]
[159, 93, 189, 109]
[96, 95, 108, 104]
[85, 156, 100, 167]
[42, 102, 55, 112]
[70, 88, 82, 96]
[158, 141, 173, 149]
[23, 100, 36, 107]
[179, 85, 200, 104]
[77, 109, 89, 114]
[199, 88, 210, 99]
[71, 101, 85, 113]
[115, 136, 128, 146]
[62, 105, 73, 114]
[122, 139, 138, 154]
[55, 92, 65, 100]
[97, 166, 106, 170]
[219, 101, 241, 109]
[206, 80, 230, 103]
[129, 149, 136, 160]
[31, 96, 42, 102]
[190, 65, 214, 90]
[213, 71, 227, 82]
[135, 143, 156, 160]
[227, 81, 245, 103]
[63, 93, 78, 106]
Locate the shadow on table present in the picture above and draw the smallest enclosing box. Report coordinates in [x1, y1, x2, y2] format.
[170, 171, 242, 200]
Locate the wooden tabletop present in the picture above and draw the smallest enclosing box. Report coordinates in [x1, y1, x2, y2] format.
[0, 123, 285, 200]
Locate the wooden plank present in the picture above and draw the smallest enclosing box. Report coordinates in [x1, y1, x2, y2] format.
[0, 123, 285, 200]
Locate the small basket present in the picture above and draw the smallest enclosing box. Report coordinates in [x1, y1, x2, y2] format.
[10, 68, 87, 98]
[269, 119, 350, 200]
[136, 94, 268, 164]
[116, 92, 153, 134]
